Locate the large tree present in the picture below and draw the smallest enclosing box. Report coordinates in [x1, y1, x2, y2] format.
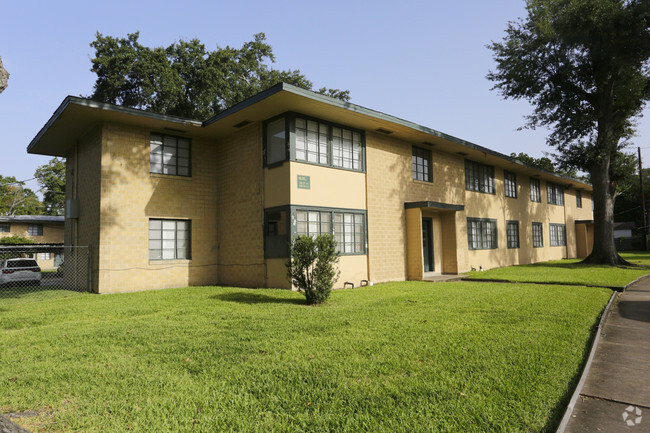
[89, 32, 350, 119]
[0, 176, 42, 216]
[0, 55, 8, 94]
[488, 0, 650, 265]
[34, 158, 65, 216]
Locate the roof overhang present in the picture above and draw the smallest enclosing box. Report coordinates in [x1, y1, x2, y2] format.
[27, 83, 592, 191]
[27, 98, 203, 157]
[575, 220, 594, 224]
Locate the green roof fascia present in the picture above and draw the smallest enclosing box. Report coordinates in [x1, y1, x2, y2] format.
[27, 96, 202, 154]
[203, 83, 589, 187]
[404, 201, 465, 211]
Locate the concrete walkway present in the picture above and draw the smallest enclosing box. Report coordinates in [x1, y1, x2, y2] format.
[564, 277, 650, 432]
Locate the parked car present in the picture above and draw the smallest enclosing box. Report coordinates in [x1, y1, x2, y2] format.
[0, 258, 42, 286]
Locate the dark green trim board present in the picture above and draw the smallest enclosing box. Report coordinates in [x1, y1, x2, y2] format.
[405, 201, 464, 211]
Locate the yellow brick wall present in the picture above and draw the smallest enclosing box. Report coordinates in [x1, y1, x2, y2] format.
[88, 123, 220, 293]
[366, 132, 465, 283]
[0, 222, 63, 244]
[215, 123, 266, 287]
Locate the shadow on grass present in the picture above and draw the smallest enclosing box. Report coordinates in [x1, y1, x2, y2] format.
[212, 291, 306, 305]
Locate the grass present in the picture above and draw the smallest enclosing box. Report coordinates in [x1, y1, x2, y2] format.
[464, 251, 650, 287]
[0, 282, 611, 432]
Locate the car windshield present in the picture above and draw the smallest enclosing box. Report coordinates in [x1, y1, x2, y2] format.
[6, 260, 38, 268]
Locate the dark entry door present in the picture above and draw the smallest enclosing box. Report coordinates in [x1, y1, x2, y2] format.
[422, 218, 434, 272]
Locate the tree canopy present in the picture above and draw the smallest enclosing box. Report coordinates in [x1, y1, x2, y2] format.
[35, 157, 65, 216]
[488, 0, 650, 264]
[0, 176, 42, 216]
[89, 32, 350, 119]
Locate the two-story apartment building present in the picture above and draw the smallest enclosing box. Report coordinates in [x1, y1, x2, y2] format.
[27, 83, 594, 293]
[0, 215, 65, 269]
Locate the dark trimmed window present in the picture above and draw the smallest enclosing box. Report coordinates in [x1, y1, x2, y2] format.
[465, 160, 495, 194]
[265, 114, 365, 171]
[296, 209, 366, 254]
[547, 182, 565, 206]
[0, 223, 9, 232]
[467, 218, 498, 250]
[532, 222, 543, 247]
[28, 224, 43, 236]
[149, 219, 191, 260]
[506, 221, 520, 248]
[504, 171, 517, 198]
[150, 134, 191, 177]
[530, 178, 541, 202]
[576, 190, 582, 208]
[412, 146, 432, 182]
[550, 223, 567, 246]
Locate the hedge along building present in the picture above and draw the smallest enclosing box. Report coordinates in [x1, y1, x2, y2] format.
[27, 83, 594, 294]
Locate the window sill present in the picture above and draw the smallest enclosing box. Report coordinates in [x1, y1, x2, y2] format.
[149, 259, 192, 265]
[412, 179, 433, 185]
[150, 173, 193, 181]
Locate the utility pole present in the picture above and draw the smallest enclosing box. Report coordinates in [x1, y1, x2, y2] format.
[639, 147, 647, 250]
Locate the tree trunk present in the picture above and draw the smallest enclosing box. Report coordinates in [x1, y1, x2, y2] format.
[583, 156, 631, 265]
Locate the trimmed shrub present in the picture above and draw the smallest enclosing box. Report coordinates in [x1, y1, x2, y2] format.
[286, 234, 340, 305]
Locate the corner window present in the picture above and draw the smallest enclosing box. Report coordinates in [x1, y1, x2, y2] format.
[504, 171, 517, 198]
[28, 224, 43, 236]
[294, 208, 366, 255]
[530, 178, 541, 202]
[465, 160, 495, 194]
[547, 182, 564, 206]
[0, 223, 9, 232]
[265, 209, 289, 258]
[506, 220, 520, 248]
[532, 222, 543, 247]
[265, 117, 287, 166]
[149, 219, 191, 260]
[576, 190, 582, 208]
[150, 134, 191, 177]
[263, 113, 365, 172]
[467, 218, 497, 250]
[412, 146, 432, 182]
[550, 223, 566, 246]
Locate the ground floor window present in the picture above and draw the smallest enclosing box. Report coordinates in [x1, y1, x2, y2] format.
[40, 252, 51, 260]
[506, 220, 520, 249]
[149, 219, 191, 260]
[467, 218, 497, 250]
[549, 223, 566, 246]
[532, 222, 543, 247]
[296, 209, 365, 254]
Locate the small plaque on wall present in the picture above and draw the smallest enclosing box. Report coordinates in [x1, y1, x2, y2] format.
[297, 175, 310, 190]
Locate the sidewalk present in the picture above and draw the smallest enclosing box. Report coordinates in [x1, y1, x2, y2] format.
[564, 277, 650, 432]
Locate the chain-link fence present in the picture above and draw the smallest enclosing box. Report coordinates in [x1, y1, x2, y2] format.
[0, 245, 90, 301]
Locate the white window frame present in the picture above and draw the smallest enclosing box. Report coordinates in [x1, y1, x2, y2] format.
[149, 219, 191, 260]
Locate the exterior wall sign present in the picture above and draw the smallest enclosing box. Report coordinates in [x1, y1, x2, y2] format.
[297, 175, 310, 190]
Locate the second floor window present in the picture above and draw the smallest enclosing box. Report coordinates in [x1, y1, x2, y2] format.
[465, 160, 495, 194]
[530, 178, 541, 202]
[412, 146, 432, 182]
[150, 134, 191, 177]
[28, 224, 43, 236]
[264, 114, 365, 171]
[576, 190, 582, 208]
[0, 223, 9, 232]
[547, 182, 565, 206]
[504, 171, 517, 198]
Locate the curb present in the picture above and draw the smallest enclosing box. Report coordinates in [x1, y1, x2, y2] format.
[0, 415, 32, 433]
[555, 290, 618, 433]
[622, 273, 650, 291]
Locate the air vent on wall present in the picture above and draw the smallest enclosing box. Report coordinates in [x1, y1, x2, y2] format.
[233, 120, 253, 128]
[375, 128, 393, 135]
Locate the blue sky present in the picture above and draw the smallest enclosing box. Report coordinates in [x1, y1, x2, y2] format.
[1, 0, 649, 194]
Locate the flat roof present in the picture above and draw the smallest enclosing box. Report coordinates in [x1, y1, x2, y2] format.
[0, 215, 64, 223]
[27, 82, 591, 190]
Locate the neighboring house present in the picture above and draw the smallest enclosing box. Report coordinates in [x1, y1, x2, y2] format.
[613, 221, 635, 239]
[0, 215, 65, 269]
[27, 83, 594, 294]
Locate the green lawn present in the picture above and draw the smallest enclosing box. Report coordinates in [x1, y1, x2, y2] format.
[0, 282, 610, 432]
[464, 251, 650, 287]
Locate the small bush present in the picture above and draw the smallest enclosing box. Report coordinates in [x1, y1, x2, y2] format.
[286, 234, 340, 305]
[0, 235, 35, 245]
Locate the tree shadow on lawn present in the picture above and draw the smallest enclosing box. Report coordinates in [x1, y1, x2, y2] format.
[211, 291, 306, 306]
[523, 261, 650, 270]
